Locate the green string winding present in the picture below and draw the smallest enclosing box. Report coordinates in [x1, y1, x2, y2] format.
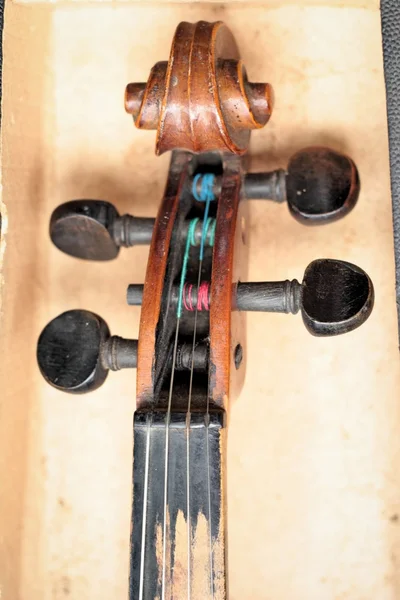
[176, 217, 216, 318]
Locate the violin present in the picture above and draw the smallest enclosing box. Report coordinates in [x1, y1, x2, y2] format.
[36, 21, 374, 600]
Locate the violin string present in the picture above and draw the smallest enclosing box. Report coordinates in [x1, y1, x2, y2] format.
[162, 173, 216, 599]
[138, 413, 152, 600]
[190, 174, 216, 599]
[185, 261, 202, 600]
[204, 230, 215, 600]
[205, 381, 214, 599]
[162, 218, 197, 600]
[162, 321, 180, 600]
[183, 215, 215, 599]
[181, 219, 199, 600]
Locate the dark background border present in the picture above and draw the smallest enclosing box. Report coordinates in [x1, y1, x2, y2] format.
[382, 0, 400, 339]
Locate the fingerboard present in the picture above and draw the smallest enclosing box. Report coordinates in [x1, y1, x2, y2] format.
[130, 409, 227, 600]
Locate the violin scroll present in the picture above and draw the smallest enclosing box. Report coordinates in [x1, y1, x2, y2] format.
[125, 21, 273, 155]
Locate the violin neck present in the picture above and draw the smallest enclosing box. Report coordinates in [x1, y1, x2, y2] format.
[130, 409, 227, 600]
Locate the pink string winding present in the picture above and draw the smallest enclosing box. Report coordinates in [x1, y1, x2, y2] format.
[183, 283, 194, 311]
[197, 282, 210, 311]
[183, 281, 210, 311]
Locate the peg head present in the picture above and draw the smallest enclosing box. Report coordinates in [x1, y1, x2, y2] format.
[50, 200, 120, 260]
[301, 259, 374, 336]
[37, 310, 110, 393]
[286, 147, 359, 224]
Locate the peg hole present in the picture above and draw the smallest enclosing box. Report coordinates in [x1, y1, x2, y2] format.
[234, 343, 243, 369]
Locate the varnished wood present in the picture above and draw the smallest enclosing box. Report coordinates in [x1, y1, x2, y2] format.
[209, 154, 247, 409]
[125, 21, 273, 155]
[136, 151, 191, 405]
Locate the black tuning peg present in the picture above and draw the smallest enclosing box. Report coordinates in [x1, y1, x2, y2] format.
[193, 147, 359, 225]
[236, 259, 373, 336]
[37, 310, 138, 393]
[37, 309, 208, 394]
[127, 259, 373, 337]
[300, 259, 373, 336]
[242, 147, 359, 224]
[285, 147, 359, 224]
[50, 200, 155, 261]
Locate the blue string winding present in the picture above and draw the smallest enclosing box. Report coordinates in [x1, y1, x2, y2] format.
[191, 173, 216, 260]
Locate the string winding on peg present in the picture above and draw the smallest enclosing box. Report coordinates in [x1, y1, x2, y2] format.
[183, 281, 211, 312]
[176, 216, 216, 319]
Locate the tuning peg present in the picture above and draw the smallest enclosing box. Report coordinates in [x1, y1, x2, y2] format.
[37, 309, 209, 394]
[50, 200, 155, 260]
[37, 310, 138, 393]
[236, 259, 373, 336]
[52, 148, 357, 261]
[285, 147, 359, 224]
[127, 259, 373, 336]
[191, 147, 359, 225]
[242, 147, 359, 224]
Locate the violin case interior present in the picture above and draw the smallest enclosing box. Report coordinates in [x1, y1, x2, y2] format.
[1, 0, 400, 598]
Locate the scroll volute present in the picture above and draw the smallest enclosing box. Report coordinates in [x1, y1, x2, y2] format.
[125, 21, 273, 155]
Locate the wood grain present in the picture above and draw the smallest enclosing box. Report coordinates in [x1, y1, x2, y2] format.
[125, 22, 272, 155]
